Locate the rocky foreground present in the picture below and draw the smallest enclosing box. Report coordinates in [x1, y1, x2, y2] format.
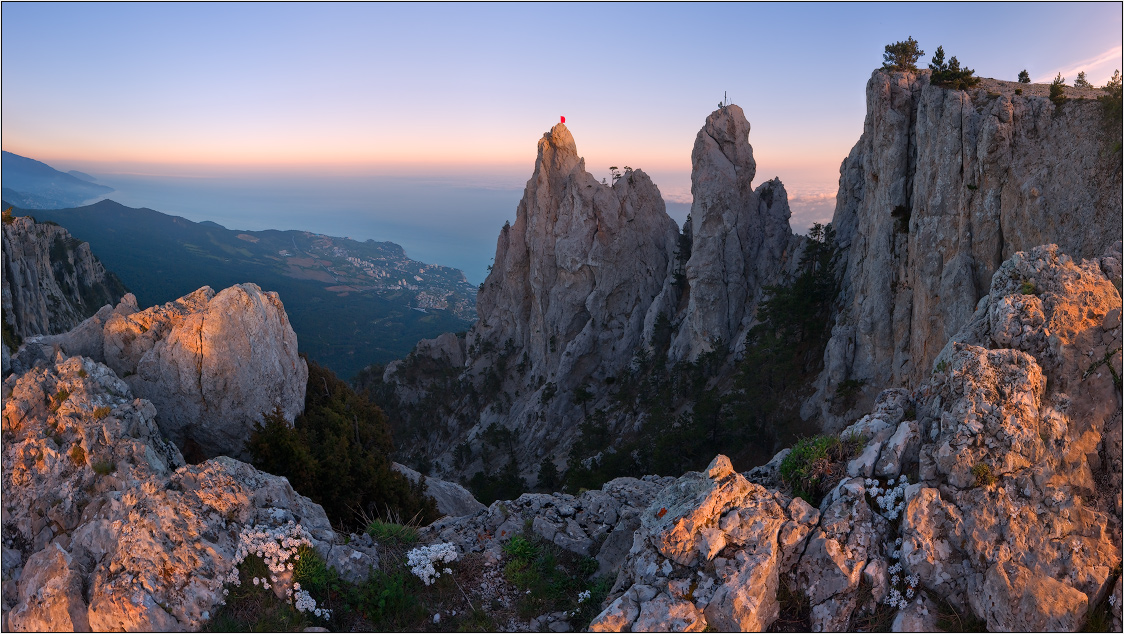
[1, 242, 1120, 632]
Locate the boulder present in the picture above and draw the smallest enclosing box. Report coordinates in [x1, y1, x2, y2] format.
[102, 283, 307, 459]
[393, 462, 485, 518]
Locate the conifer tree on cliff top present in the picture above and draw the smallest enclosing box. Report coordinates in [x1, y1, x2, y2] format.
[882, 36, 924, 72]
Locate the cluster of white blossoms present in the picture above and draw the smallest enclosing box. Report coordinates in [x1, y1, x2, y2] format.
[577, 589, 591, 604]
[865, 475, 909, 521]
[224, 522, 331, 620]
[406, 543, 458, 585]
[883, 562, 921, 610]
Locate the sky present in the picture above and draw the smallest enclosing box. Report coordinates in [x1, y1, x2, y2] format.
[2, 2, 1121, 280]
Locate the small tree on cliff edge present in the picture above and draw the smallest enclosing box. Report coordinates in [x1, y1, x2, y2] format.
[1018, 69, 1031, 83]
[882, 36, 924, 72]
[929, 46, 981, 90]
[1050, 73, 1068, 107]
[1074, 71, 1092, 89]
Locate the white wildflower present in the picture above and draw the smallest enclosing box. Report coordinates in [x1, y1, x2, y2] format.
[578, 589, 592, 603]
[407, 543, 459, 585]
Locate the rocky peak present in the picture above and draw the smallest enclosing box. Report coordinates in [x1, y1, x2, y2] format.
[464, 121, 679, 464]
[693, 104, 756, 195]
[10, 283, 308, 460]
[662, 105, 800, 362]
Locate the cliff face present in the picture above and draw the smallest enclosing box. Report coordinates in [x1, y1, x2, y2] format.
[815, 70, 1123, 427]
[1, 215, 125, 342]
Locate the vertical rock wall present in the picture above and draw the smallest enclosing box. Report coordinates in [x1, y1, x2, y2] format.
[815, 70, 1123, 428]
[2, 214, 125, 341]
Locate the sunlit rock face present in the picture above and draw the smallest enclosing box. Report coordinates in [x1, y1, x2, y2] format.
[2, 355, 374, 632]
[11, 283, 307, 459]
[101, 283, 307, 459]
[815, 69, 1124, 428]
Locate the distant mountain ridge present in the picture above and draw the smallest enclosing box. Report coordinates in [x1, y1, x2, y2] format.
[3, 198, 477, 378]
[1, 150, 113, 208]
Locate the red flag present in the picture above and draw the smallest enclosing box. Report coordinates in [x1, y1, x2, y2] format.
[561, 116, 566, 123]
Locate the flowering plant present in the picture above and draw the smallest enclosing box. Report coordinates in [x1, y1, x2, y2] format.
[224, 521, 331, 620]
[406, 542, 459, 586]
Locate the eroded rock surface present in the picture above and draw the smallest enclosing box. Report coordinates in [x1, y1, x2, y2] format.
[102, 283, 308, 458]
[1, 356, 370, 632]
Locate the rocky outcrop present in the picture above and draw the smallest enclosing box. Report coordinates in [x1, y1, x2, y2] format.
[1, 355, 373, 632]
[816, 70, 1123, 427]
[10, 284, 308, 459]
[412, 243, 1120, 632]
[1, 214, 125, 351]
[102, 283, 307, 459]
[419, 474, 675, 573]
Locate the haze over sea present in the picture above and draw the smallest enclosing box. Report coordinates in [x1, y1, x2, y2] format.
[68, 165, 832, 285]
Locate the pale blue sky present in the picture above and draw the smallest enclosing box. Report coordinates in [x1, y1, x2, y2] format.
[2, 2, 1121, 278]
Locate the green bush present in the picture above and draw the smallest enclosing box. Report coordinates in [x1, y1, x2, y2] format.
[1100, 70, 1122, 155]
[92, 460, 115, 475]
[971, 462, 996, 487]
[2, 315, 23, 351]
[69, 444, 86, 467]
[366, 520, 418, 546]
[502, 533, 607, 626]
[248, 358, 438, 531]
[50, 388, 70, 412]
[882, 36, 924, 72]
[779, 434, 863, 505]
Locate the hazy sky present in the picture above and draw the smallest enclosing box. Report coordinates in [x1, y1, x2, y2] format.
[2, 2, 1121, 272]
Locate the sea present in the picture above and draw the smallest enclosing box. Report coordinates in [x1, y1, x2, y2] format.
[83, 170, 826, 284]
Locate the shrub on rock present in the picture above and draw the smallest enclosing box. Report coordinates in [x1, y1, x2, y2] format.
[248, 358, 438, 530]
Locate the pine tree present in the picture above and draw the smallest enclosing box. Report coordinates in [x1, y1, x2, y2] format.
[1018, 69, 1031, 83]
[1050, 73, 1067, 106]
[1074, 71, 1092, 89]
[928, 46, 981, 90]
[882, 37, 924, 72]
